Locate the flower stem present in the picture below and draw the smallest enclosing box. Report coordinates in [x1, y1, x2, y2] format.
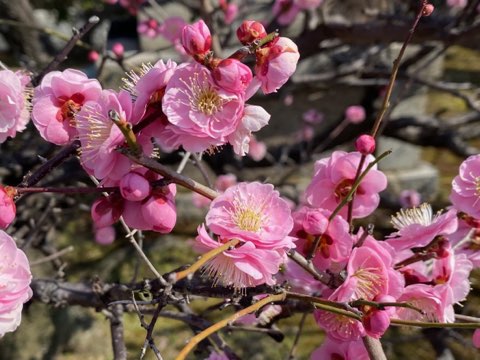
[175, 293, 286, 360]
[169, 238, 240, 283]
[391, 319, 480, 329]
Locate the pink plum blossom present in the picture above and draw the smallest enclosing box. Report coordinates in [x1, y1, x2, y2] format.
[362, 309, 390, 339]
[161, 62, 244, 152]
[399, 189, 421, 208]
[255, 37, 300, 94]
[91, 194, 124, 228]
[292, 206, 353, 271]
[122, 170, 177, 233]
[248, 136, 267, 161]
[206, 182, 295, 250]
[137, 18, 162, 38]
[449, 218, 480, 267]
[310, 337, 369, 360]
[355, 134, 376, 155]
[305, 151, 387, 219]
[386, 203, 458, 251]
[0, 70, 30, 143]
[273, 0, 301, 25]
[219, 0, 238, 24]
[159, 17, 187, 44]
[473, 329, 480, 348]
[212, 58, 253, 93]
[181, 20, 212, 57]
[94, 225, 116, 245]
[195, 225, 286, 289]
[0, 230, 32, 337]
[0, 186, 16, 229]
[345, 105, 366, 124]
[119, 170, 152, 201]
[87, 50, 100, 63]
[112, 42, 124, 58]
[277, 258, 326, 295]
[118, 0, 145, 15]
[296, 0, 323, 10]
[32, 69, 102, 145]
[394, 284, 448, 322]
[227, 104, 270, 156]
[236, 20, 267, 45]
[314, 309, 365, 341]
[76, 90, 137, 181]
[302, 109, 323, 124]
[450, 154, 480, 219]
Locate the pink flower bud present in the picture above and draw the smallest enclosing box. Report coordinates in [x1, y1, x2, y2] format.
[248, 137, 267, 161]
[91, 195, 124, 228]
[212, 58, 253, 93]
[355, 134, 376, 155]
[88, 50, 100, 62]
[236, 20, 267, 45]
[0, 186, 16, 229]
[422, 4, 434, 16]
[399, 189, 421, 208]
[120, 171, 151, 201]
[302, 209, 329, 235]
[94, 225, 116, 245]
[363, 310, 390, 339]
[112, 42, 124, 58]
[473, 329, 480, 348]
[181, 20, 212, 56]
[141, 186, 177, 233]
[345, 105, 366, 124]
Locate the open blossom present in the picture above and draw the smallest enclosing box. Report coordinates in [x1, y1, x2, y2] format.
[195, 225, 286, 288]
[311, 337, 369, 360]
[137, 18, 162, 38]
[76, 90, 136, 181]
[0, 70, 30, 143]
[0, 186, 16, 229]
[449, 218, 480, 267]
[394, 284, 447, 322]
[206, 182, 294, 249]
[255, 37, 300, 94]
[450, 154, 480, 219]
[386, 204, 458, 251]
[32, 69, 102, 145]
[305, 151, 387, 219]
[0, 231, 32, 337]
[195, 182, 295, 289]
[314, 309, 365, 341]
[161, 62, 244, 152]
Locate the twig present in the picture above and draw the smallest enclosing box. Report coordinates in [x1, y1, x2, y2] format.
[287, 249, 336, 287]
[124, 152, 219, 200]
[33, 16, 100, 86]
[140, 302, 164, 360]
[30, 245, 74, 266]
[287, 313, 307, 360]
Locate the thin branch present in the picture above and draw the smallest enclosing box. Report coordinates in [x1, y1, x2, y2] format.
[33, 16, 100, 85]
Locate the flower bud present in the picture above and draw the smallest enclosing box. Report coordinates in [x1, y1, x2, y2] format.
[181, 20, 212, 56]
[303, 209, 329, 235]
[363, 310, 390, 339]
[236, 20, 267, 45]
[120, 171, 151, 201]
[355, 134, 376, 155]
[422, 4, 434, 16]
[91, 195, 123, 228]
[399, 189, 421, 208]
[345, 105, 366, 124]
[112, 42, 124, 58]
[473, 329, 480, 348]
[0, 186, 16, 229]
[88, 50, 99, 62]
[94, 225, 116, 245]
[141, 185, 177, 233]
[212, 58, 253, 93]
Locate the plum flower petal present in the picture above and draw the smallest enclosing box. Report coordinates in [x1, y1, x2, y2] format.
[0, 231, 32, 337]
[450, 154, 480, 219]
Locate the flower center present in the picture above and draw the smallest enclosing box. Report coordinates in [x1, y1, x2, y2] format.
[391, 203, 439, 230]
[334, 179, 355, 199]
[476, 176, 480, 195]
[352, 267, 384, 300]
[233, 207, 263, 232]
[196, 87, 222, 115]
[56, 93, 85, 122]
